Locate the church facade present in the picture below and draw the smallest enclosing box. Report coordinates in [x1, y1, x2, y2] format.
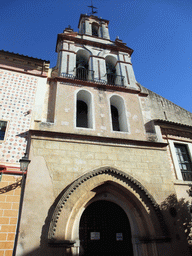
[1, 13, 192, 256]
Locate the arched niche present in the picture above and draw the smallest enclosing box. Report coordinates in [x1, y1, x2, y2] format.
[48, 167, 170, 256]
[76, 89, 93, 129]
[76, 50, 92, 81]
[110, 95, 128, 132]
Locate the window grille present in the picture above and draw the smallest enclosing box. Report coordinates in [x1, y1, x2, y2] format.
[175, 143, 192, 181]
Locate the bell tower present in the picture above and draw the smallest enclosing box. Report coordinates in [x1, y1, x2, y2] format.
[46, 11, 147, 140]
[78, 14, 110, 39]
[54, 13, 138, 90]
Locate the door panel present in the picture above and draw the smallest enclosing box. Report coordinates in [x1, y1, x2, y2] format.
[79, 200, 133, 256]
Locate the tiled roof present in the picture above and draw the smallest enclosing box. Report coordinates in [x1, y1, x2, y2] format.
[154, 119, 192, 129]
[0, 50, 50, 63]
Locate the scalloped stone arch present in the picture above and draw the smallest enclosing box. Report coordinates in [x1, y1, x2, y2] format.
[48, 167, 168, 247]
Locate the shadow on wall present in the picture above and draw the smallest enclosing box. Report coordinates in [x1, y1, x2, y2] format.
[160, 193, 192, 255]
[0, 179, 21, 194]
[18, 192, 192, 256]
[19, 248, 78, 256]
[17, 182, 78, 256]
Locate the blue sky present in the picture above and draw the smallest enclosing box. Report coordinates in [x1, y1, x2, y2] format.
[1, 0, 192, 112]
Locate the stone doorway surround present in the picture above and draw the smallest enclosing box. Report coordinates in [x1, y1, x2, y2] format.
[48, 167, 171, 256]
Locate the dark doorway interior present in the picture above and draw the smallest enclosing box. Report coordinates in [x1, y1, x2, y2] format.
[79, 200, 133, 256]
[111, 105, 120, 131]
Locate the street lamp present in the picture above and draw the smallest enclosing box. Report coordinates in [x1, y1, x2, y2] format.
[19, 153, 31, 173]
[13, 153, 31, 256]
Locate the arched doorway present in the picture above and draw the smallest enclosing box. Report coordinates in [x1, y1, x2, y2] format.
[48, 167, 170, 255]
[79, 200, 133, 256]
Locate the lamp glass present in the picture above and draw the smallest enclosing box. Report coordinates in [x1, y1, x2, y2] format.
[19, 154, 31, 172]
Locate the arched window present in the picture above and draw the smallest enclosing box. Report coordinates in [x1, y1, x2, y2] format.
[110, 95, 128, 132]
[92, 23, 99, 37]
[76, 90, 93, 129]
[105, 56, 117, 85]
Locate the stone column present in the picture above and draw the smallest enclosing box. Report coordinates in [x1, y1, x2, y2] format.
[85, 18, 91, 36]
[101, 22, 110, 40]
[59, 50, 67, 76]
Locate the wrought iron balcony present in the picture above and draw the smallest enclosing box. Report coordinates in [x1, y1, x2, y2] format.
[61, 69, 94, 82]
[60, 71, 125, 87]
[105, 73, 125, 87]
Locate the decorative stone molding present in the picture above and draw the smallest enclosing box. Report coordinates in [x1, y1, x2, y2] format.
[48, 167, 168, 242]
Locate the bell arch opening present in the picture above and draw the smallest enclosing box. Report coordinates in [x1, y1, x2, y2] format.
[76, 50, 92, 81]
[105, 56, 117, 85]
[92, 22, 99, 37]
[79, 200, 133, 256]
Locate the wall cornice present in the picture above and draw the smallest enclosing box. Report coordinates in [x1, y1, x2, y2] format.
[48, 76, 148, 96]
[56, 34, 133, 55]
[29, 129, 167, 148]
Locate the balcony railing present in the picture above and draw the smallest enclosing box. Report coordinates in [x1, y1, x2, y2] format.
[61, 69, 94, 82]
[61, 71, 125, 87]
[105, 73, 125, 87]
[75, 68, 94, 81]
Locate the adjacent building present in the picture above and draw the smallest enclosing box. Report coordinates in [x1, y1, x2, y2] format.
[0, 50, 49, 256]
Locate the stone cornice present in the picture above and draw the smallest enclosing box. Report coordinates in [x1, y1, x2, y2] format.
[48, 76, 149, 96]
[117, 60, 132, 65]
[0, 50, 50, 64]
[78, 14, 110, 28]
[0, 65, 48, 78]
[29, 129, 167, 148]
[0, 50, 50, 76]
[56, 34, 134, 56]
[60, 49, 76, 54]
[155, 119, 192, 131]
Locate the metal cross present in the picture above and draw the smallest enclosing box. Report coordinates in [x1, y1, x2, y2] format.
[88, 0, 98, 15]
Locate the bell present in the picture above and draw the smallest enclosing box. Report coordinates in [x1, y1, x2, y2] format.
[77, 63, 85, 69]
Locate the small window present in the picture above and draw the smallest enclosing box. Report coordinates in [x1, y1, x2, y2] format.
[175, 143, 192, 181]
[110, 95, 128, 132]
[0, 121, 7, 141]
[76, 90, 93, 129]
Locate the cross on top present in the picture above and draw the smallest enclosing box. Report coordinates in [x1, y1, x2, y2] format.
[88, 0, 98, 15]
